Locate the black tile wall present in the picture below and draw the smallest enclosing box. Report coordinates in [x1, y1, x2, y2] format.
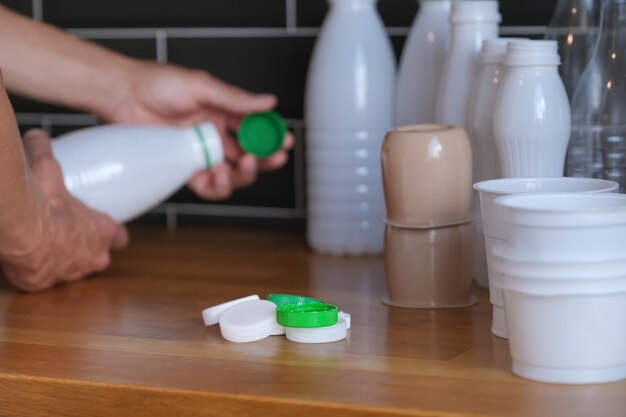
[297, 0, 557, 28]
[500, 0, 557, 27]
[168, 37, 315, 119]
[43, 0, 286, 28]
[0, 0, 32, 16]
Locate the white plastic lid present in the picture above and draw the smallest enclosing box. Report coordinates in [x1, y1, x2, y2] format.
[201, 294, 260, 326]
[219, 300, 284, 343]
[285, 318, 348, 344]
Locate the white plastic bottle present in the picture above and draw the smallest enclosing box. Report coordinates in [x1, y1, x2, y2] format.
[493, 40, 571, 178]
[394, 0, 451, 125]
[435, 0, 500, 126]
[52, 123, 224, 223]
[305, 0, 395, 255]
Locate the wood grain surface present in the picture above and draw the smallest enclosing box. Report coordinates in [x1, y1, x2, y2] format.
[0, 226, 623, 417]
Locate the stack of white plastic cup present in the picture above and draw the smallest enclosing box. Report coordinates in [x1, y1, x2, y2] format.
[493, 193, 626, 384]
[473, 178, 618, 338]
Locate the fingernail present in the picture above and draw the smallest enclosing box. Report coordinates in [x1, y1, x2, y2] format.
[216, 172, 229, 188]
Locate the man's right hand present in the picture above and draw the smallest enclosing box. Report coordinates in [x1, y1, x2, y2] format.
[1, 129, 128, 292]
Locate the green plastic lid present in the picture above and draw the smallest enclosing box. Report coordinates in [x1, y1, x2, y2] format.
[237, 111, 286, 158]
[267, 294, 323, 307]
[276, 303, 338, 328]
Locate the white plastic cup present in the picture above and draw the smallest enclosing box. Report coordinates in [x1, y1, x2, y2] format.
[474, 177, 618, 239]
[493, 247, 626, 384]
[473, 177, 618, 338]
[497, 193, 626, 261]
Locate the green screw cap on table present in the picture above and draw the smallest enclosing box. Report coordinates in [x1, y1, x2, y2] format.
[276, 303, 338, 328]
[267, 294, 323, 307]
[237, 111, 286, 158]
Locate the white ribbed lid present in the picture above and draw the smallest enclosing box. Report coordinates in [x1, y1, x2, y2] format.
[201, 294, 260, 326]
[285, 318, 348, 344]
[219, 300, 284, 343]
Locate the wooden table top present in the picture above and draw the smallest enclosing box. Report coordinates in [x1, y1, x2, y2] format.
[0, 226, 623, 417]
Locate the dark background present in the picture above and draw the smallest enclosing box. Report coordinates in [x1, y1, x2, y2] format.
[1, 0, 556, 229]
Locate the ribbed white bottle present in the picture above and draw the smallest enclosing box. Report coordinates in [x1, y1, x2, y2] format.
[305, 0, 395, 255]
[51, 123, 223, 223]
[493, 40, 571, 178]
[435, 0, 500, 126]
[394, 0, 451, 125]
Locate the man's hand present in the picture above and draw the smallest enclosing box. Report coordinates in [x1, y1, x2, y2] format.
[1, 129, 128, 292]
[101, 61, 294, 200]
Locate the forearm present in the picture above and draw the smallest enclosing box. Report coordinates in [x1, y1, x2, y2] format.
[0, 80, 43, 257]
[0, 6, 138, 116]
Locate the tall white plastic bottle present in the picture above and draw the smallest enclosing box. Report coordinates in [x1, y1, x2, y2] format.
[305, 0, 395, 256]
[435, 1, 500, 126]
[494, 40, 571, 178]
[51, 123, 223, 223]
[394, 0, 451, 125]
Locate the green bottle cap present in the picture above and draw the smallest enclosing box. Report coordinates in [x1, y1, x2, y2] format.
[237, 111, 286, 158]
[267, 294, 324, 307]
[276, 303, 338, 328]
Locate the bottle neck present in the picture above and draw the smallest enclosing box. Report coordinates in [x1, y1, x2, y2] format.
[328, 0, 376, 10]
[504, 40, 561, 67]
[190, 123, 224, 169]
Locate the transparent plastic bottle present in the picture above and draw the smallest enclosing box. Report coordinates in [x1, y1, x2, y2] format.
[545, 0, 600, 100]
[305, 0, 395, 255]
[435, 0, 500, 127]
[394, 0, 451, 125]
[567, 0, 626, 193]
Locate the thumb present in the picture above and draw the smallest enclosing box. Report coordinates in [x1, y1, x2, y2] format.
[22, 128, 54, 164]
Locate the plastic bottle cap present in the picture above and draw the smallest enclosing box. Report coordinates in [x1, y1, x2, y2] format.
[276, 303, 338, 328]
[237, 111, 286, 158]
[201, 294, 260, 326]
[219, 300, 284, 343]
[285, 318, 348, 344]
[338, 311, 351, 330]
[267, 293, 323, 306]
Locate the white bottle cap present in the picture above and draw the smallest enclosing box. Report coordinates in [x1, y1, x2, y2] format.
[201, 294, 260, 326]
[219, 300, 285, 343]
[338, 311, 351, 330]
[285, 318, 348, 344]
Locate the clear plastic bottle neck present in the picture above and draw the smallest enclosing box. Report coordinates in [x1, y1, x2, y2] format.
[593, 0, 626, 50]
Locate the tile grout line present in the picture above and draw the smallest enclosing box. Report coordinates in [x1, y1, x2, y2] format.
[31, 0, 43, 21]
[67, 26, 548, 40]
[155, 29, 169, 62]
[285, 0, 297, 33]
